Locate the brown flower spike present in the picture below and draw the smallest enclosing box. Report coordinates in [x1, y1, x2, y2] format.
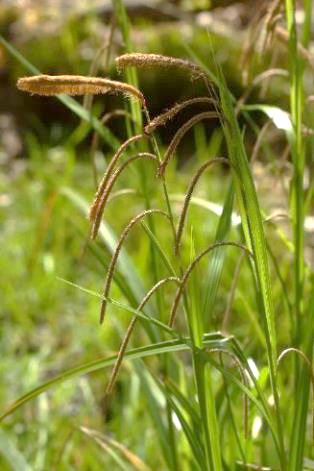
[116, 53, 208, 81]
[17, 75, 146, 105]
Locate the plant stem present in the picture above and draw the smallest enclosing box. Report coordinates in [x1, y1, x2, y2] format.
[193, 351, 222, 471]
[285, 0, 305, 344]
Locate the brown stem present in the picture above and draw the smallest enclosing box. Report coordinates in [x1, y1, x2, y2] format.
[168, 242, 252, 328]
[157, 111, 219, 177]
[100, 209, 170, 323]
[91, 152, 156, 239]
[105, 276, 180, 394]
[175, 157, 229, 254]
[89, 134, 146, 221]
[144, 97, 217, 135]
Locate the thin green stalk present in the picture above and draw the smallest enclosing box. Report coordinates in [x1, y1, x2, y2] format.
[218, 76, 286, 468]
[112, 0, 163, 324]
[285, 0, 305, 343]
[288, 286, 313, 470]
[176, 281, 220, 470]
[183, 251, 222, 470]
[201, 181, 234, 322]
[142, 106, 177, 246]
[166, 392, 178, 471]
[193, 353, 222, 471]
[178, 262, 214, 469]
[221, 368, 246, 466]
[284, 4, 312, 467]
[301, 0, 312, 48]
[112, 8, 178, 467]
[112, 0, 142, 133]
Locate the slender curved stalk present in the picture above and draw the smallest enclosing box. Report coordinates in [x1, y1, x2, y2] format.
[106, 277, 180, 395]
[168, 241, 252, 328]
[89, 134, 146, 221]
[144, 97, 217, 134]
[91, 153, 157, 239]
[175, 157, 229, 254]
[100, 209, 170, 323]
[157, 111, 219, 177]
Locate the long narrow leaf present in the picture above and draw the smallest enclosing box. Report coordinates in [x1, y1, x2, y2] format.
[0, 334, 227, 422]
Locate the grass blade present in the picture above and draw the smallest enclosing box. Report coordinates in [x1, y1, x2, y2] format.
[0, 334, 227, 422]
[217, 69, 285, 467]
[202, 181, 235, 321]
